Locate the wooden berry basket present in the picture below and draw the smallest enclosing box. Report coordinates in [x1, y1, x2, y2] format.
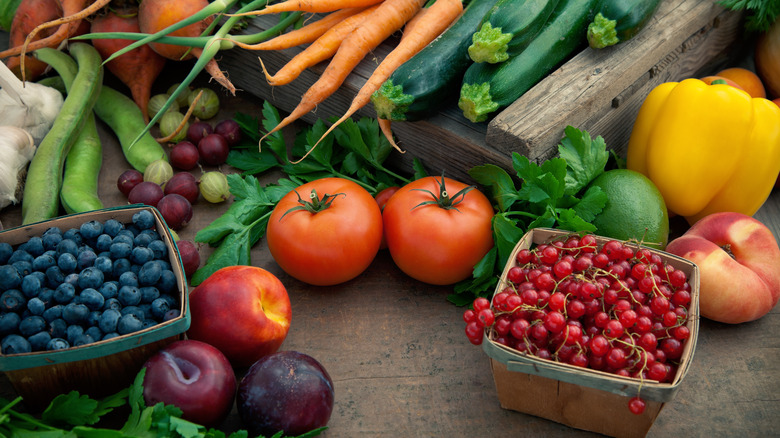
[0, 205, 190, 411]
[481, 228, 700, 438]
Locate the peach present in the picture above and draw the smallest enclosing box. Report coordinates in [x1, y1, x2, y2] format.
[666, 212, 780, 324]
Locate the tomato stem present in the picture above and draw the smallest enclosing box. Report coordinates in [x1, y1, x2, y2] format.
[411, 175, 475, 211]
[279, 189, 345, 220]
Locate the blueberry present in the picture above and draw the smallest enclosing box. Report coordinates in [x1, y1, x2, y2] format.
[131, 246, 154, 265]
[78, 267, 104, 290]
[140, 286, 160, 304]
[45, 265, 65, 288]
[66, 325, 84, 345]
[43, 305, 63, 322]
[138, 303, 152, 320]
[98, 309, 121, 333]
[103, 219, 124, 237]
[72, 333, 95, 347]
[8, 249, 33, 265]
[62, 303, 89, 325]
[2, 334, 31, 354]
[99, 281, 118, 300]
[0, 265, 22, 290]
[102, 332, 119, 341]
[157, 260, 172, 272]
[28, 331, 51, 351]
[79, 220, 104, 240]
[138, 261, 162, 286]
[156, 270, 178, 294]
[118, 271, 139, 288]
[117, 313, 144, 335]
[19, 237, 44, 257]
[94, 256, 113, 276]
[112, 258, 132, 278]
[42, 232, 63, 251]
[132, 210, 156, 230]
[95, 234, 113, 252]
[130, 264, 141, 275]
[12, 261, 33, 277]
[0, 312, 21, 336]
[54, 282, 76, 304]
[62, 273, 80, 287]
[37, 288, 54, 307]
[142, 320, 157, 329]
[57, 252, 78, 273]
[26, 297, 45, 315]
[48, 318, 67, 339]
[56, 238, 79, 257]
[21, 274, 42, 298]
[118, 286, 141, 307]
[110, 242, 132, 260]
[150, 297, 174, 320]
[121, 305, 146, 320]
[140, 229, 161, 242]
[79, 288, 105, 311]
[85, 326, 103, 342]
[103, 298, 122, 311]
[19, 315, 46, 337]
[147, 239, 168, 259]
[77, 249, 97, 271]
[46, 337, 70, 350]
[88, 310, 102, 327]
[113, 233, 134, 247]
[62, 228, 83, 246]
[163, 309, 181, 321]
[0, 243, 13, 264]
[125, 224, 141, 238]
[32, 253, 56, 272]
[133, 232, 154, 248]
[0, 289, 26, 312]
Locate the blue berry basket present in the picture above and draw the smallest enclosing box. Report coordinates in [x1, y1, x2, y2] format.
[0, 205, 191, 410]
[481, 228, 700, 438]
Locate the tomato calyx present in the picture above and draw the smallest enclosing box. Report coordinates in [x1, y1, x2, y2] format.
[411, 175, 476, 212]
[279, 189, 345, 219]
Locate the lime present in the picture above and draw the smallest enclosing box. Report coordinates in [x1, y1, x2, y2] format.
[587, 169, 669, 249]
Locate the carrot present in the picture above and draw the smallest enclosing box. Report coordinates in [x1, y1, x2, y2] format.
[259, 4, 381, 86]
[259, 0, 426, 149]
[3, 0, 62, 81]
[232, 0, 385, 16]
[232, 7, 368, 51]
[378, 117, 403, 152]
[305, 0, 463, 158]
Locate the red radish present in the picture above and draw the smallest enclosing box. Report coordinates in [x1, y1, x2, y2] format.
[90, 7, 167, 122]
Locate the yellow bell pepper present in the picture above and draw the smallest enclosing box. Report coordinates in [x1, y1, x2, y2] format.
[626, 78, 780, 225]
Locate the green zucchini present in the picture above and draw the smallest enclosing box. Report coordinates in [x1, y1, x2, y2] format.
[458, 0, 599, 123]
[587, 0, 662, 49]
[370, 0, 501, 122]
[468, 0, 560, 64]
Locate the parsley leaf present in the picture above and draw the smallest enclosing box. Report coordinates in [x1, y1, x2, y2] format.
[718, 0, 780, 31]
[558, 125, 609, 196]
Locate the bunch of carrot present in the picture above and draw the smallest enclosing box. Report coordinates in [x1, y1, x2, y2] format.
[240, 0, 465, 156]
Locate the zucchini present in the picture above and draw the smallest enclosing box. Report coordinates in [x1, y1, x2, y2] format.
[587, 0, 662, 49]
[458, 0, 599, 123]
[468, 0, 560, 64]
[370, 0, 501, 122]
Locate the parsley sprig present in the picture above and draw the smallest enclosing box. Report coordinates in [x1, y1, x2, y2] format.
[449, 126, 611, 306]
[191, 102, 425, 285]
[718, 0, 780, 31]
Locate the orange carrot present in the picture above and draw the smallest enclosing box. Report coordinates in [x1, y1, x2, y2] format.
[378, 117, 403, 152]
[306, 0, 463, 156]
[259, 4, 381, 86]
[259, 0, 426, 150]
[232, 7, 368, 51]
[233, 0, 385, 16]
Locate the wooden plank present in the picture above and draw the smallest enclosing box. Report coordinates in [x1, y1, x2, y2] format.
[486, 0, 746, 163]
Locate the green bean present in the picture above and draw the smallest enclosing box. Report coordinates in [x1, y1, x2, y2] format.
[93, 83, 168, 173]
[22, 43, 103, 225]
[60, 113, 103, 214]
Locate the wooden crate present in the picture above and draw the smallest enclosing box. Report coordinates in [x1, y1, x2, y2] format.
[220, 0, 745, 182]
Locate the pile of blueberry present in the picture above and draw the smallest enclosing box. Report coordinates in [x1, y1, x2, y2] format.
[0, 210, 182, 355]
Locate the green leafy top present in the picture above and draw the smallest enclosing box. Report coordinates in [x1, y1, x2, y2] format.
[449, 126, 611, 306]
[718, 0, 780, 31]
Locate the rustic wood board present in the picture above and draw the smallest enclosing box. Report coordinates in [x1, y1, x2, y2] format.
[220, 0, 745, 182]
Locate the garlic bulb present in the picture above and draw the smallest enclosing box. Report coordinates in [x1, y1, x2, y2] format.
[0, 126, 36, 210]
[0, 60, 63, 145]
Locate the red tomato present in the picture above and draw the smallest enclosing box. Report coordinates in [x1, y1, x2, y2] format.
[374, 186, 399, 249]
[382, 176, 494, 285]
[267, 178, 383, 286]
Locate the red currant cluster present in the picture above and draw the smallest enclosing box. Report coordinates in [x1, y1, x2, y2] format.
[464, 234, 694, 415]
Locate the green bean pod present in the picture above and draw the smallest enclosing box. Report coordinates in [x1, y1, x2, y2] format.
[60, 113, 103, 214]
[22, 43, 103, 225]
[93, 83, 167, 173]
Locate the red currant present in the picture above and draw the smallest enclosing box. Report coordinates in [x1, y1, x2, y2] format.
[628, 397, 646, 415]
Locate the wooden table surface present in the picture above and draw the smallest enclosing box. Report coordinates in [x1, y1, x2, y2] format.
[0, 72, 778, 437]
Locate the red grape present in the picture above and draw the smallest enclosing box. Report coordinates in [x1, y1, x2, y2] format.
[164, 172, 200, 204]
[214, 119, 242, 145]
[117, 169, 144, 196]
[198, 134, 230, 166]
[157, 194, 193, 230]
[128, 181, 164, 207]
[169, 141, 200, 170]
